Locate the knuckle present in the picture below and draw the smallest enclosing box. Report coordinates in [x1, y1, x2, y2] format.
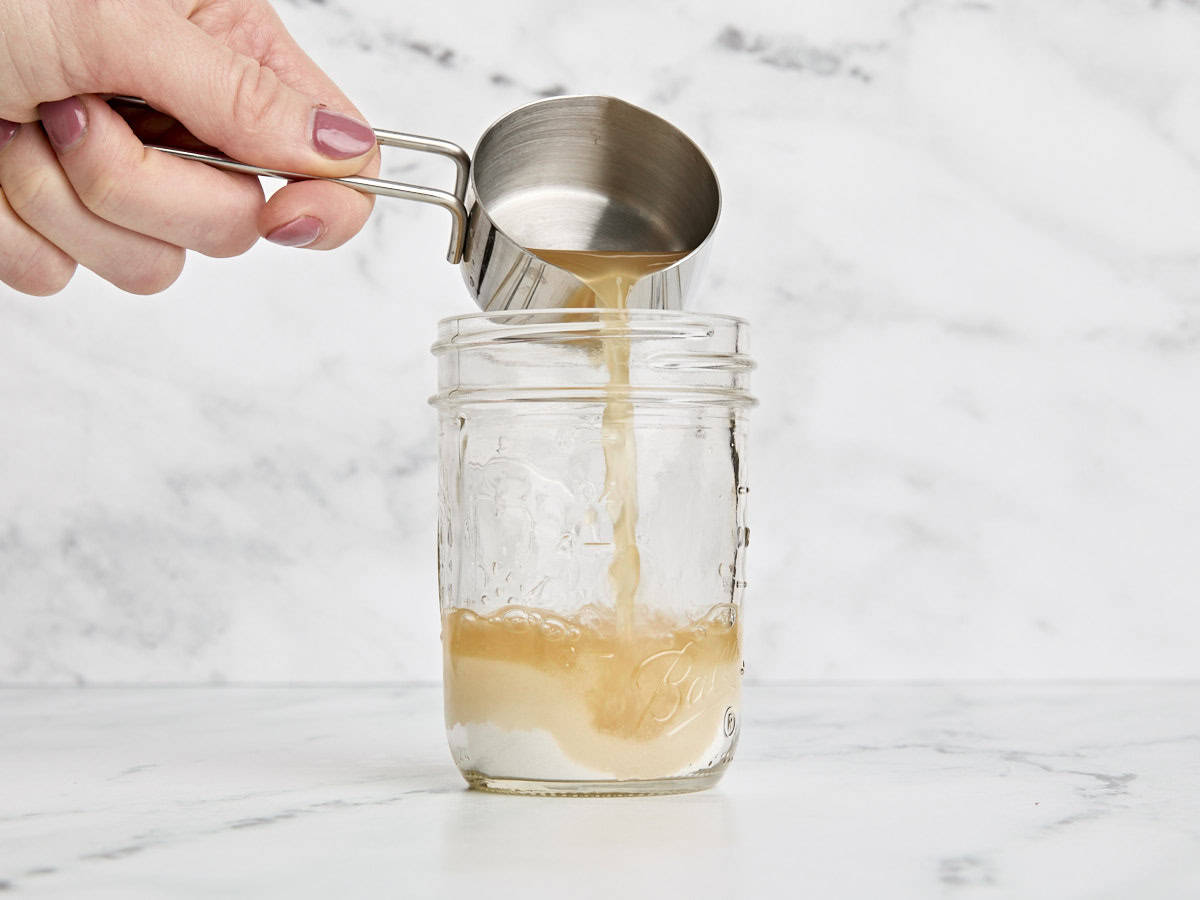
[31, 261, 77, 296]
[4, 245, 76, 297]
[204, 224, 259, 258]
[2, 167, 57, 219]
[227, 57, 283, 138]
[114, 245, 185, 295]
[74, 165, 136, 222]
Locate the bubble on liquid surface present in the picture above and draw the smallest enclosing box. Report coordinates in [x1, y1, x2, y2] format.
[704, 604, 737, 629]
[500, 607, 539, 632]
[540, 616, 571, 642]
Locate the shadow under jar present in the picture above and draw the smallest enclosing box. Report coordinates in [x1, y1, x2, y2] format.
[431, 310, 755, 796]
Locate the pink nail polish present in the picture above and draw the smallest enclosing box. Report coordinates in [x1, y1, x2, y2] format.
[266, 216, 324, 248]
[311, 108, 375, 159]
[0, 119, 18, 151]
[39, 97, 87, 151]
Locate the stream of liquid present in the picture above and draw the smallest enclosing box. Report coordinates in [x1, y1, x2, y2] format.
[528, 249, 687, 637]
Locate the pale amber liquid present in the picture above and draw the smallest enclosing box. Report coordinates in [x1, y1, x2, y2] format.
[443, 603, 740, 779]
[444, 249, 741, 780]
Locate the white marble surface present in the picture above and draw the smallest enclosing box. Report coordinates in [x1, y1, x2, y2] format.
[3, 1, 1200, 682]
[1, 684, 1198, 897]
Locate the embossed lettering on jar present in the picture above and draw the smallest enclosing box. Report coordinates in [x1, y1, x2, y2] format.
[431, 309, 754, 796]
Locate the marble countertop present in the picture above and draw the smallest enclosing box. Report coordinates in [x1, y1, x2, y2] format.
[2, 684, 1197, 897]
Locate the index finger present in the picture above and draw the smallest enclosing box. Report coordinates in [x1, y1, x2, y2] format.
[194, 1, 382, 246]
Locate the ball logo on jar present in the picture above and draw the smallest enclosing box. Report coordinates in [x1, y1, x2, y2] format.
[633, 642, 720, 728]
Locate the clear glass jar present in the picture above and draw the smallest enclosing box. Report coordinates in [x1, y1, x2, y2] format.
[431, 309, 754, 796]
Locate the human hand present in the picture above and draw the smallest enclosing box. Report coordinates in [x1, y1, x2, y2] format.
[0, 0, 379, 296]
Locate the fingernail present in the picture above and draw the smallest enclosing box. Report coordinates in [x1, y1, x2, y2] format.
[266, 216, 324, 248]
[39, 97, 87, 152]
[311, 108, 374, 159]
[0, 119, 18, 151]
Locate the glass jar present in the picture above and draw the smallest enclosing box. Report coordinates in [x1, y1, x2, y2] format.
[430, 309, 754, 796]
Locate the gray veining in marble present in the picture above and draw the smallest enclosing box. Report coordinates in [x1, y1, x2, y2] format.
[1, 684, 1198, 897]
[2, 0, 1200, 682]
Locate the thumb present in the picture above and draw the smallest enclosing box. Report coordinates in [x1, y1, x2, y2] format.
[123, 16, 376, 177]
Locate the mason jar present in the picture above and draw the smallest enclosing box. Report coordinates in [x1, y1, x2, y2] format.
[430, 309, 754, 796]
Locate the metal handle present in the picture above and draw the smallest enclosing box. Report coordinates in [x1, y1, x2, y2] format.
[108, 97, 470, 263]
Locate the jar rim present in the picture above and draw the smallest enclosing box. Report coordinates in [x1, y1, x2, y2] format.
[431, 308, 755, 410]
[438, 308, 749, 327]
[432, 309, 749, 355]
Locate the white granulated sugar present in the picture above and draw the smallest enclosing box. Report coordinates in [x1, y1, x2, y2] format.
[447, 722, 612, 781]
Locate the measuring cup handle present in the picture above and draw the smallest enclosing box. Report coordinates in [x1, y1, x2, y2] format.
[106, 97, 470, 264]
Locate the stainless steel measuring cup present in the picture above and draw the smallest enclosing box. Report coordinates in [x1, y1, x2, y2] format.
[114, 95, 720, 311]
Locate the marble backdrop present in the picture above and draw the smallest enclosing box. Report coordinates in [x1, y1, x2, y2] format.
[2, 0, 1199, 682]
